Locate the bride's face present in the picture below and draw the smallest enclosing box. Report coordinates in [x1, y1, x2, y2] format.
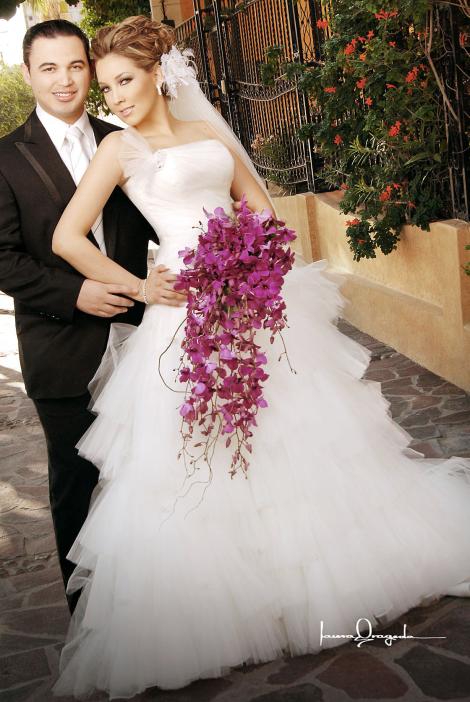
[96, 53, 158, 126]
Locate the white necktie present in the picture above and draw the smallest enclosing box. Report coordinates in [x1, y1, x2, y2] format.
[64, 126, 106, 254]
[64, 125, 90, 183]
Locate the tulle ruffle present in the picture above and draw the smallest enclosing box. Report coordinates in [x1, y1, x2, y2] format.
[54, 261, 470, 700]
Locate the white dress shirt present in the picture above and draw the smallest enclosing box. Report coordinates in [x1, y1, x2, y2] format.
[36, 105, 106, 253]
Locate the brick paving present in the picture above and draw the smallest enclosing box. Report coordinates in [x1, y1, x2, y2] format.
[1, 291, 470, 702]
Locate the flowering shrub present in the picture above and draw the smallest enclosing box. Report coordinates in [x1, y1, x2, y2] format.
[251, 127, 297, 195]
[168, 197, 295, 479]
[263, 0, 468, 261]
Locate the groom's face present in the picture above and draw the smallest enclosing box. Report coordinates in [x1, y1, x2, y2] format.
[22, 35, 91, 124]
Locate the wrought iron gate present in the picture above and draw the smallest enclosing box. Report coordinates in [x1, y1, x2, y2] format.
[175, 0, 333, 194]
[175, 0, 468, 220]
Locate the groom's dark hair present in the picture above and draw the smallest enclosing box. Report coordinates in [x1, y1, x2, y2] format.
[23, 19, 91, 68]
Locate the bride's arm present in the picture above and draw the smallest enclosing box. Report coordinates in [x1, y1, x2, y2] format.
[229, 151, 275, 215]
[52, 131, 142, 298]
[200, 122, 276, 216]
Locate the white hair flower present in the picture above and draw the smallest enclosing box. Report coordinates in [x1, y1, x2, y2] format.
[160, 46, 198, 98]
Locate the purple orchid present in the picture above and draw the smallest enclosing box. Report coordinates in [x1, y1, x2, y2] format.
[173, 195, 296, 478]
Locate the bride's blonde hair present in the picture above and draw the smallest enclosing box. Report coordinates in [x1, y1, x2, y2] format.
[91, 15, 175, 71]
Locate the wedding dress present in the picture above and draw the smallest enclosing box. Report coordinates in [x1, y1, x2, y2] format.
[54, 127, 470, 699]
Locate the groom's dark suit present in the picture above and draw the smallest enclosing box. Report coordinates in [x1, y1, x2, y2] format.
[0, 111, 155, 610]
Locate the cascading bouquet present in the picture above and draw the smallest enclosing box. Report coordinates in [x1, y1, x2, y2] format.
[167, 196, 296, 480]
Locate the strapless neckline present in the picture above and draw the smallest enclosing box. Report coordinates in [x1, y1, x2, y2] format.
[126, 127, 222, 155]
[152, 138, 220, 154]
[118, 126, 236, 272]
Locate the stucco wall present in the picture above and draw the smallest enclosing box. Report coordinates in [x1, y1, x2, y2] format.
[274, 191, 470, 391]
[150, 0, 193, 25]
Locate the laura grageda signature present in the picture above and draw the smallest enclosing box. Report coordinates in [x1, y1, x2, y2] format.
[320, 618, 446, 648]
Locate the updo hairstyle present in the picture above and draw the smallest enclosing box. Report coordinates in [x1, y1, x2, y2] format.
[91, 15, 175, 73]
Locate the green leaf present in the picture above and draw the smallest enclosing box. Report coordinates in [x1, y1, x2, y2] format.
[0, 65, 36, 138]
[403, 152, 432, 166]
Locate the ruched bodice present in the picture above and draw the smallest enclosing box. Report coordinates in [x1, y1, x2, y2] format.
[120, 129, 235, 270]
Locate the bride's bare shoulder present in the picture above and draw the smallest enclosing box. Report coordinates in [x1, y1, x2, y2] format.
[95, 129, 125, 159]
[90, 130, 126, 181]
[99, 129, 124, 148]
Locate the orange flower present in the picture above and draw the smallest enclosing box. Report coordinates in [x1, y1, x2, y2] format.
[344, 40, 357, 56]
[388, 41, 396, 47]
[334, 134, 343, 145]
[357, 239, 366, 245]
[405, 67, 419, 83]
[324, 86, 337, 94]
[365, 97, 373, 106]
[316, 19, 329, 30]
[346, 218, 361, 226]
[356, 77, 367, 89]
[367, 30, 375, 40]
[359, 52, 367, 61]
[375, 9, 398, 20]
[392, 182, 401, 190]
[386, 83, 397, 89]
[388, 120, 401, 137]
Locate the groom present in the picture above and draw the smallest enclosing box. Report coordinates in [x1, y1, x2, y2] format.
[0, 20, 181, 612]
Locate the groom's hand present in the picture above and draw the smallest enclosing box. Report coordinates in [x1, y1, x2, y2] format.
[146, 265, 187, 306]
[76, 280, 136, 317]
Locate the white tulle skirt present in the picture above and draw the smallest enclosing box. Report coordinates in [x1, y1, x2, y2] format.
[53, 260, 470, 700]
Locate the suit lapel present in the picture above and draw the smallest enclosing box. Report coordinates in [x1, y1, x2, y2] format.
[15, 111, 76, 209]
[15, 111, 120, 255]
[89, 114, 120, 259]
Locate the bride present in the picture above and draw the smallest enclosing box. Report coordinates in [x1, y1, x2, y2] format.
[51, 14, 470, 700]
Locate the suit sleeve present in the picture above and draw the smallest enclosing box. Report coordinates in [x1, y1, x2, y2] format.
[0, 170, 85, 324]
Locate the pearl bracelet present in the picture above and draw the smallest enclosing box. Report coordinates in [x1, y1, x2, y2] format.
[139, 277, 149, 305]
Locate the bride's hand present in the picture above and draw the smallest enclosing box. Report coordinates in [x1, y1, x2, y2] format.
[140, 265, 187, 306]
[233, 200, 248, 213]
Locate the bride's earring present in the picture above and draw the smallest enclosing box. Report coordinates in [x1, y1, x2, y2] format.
[155, 66, 164, 96]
